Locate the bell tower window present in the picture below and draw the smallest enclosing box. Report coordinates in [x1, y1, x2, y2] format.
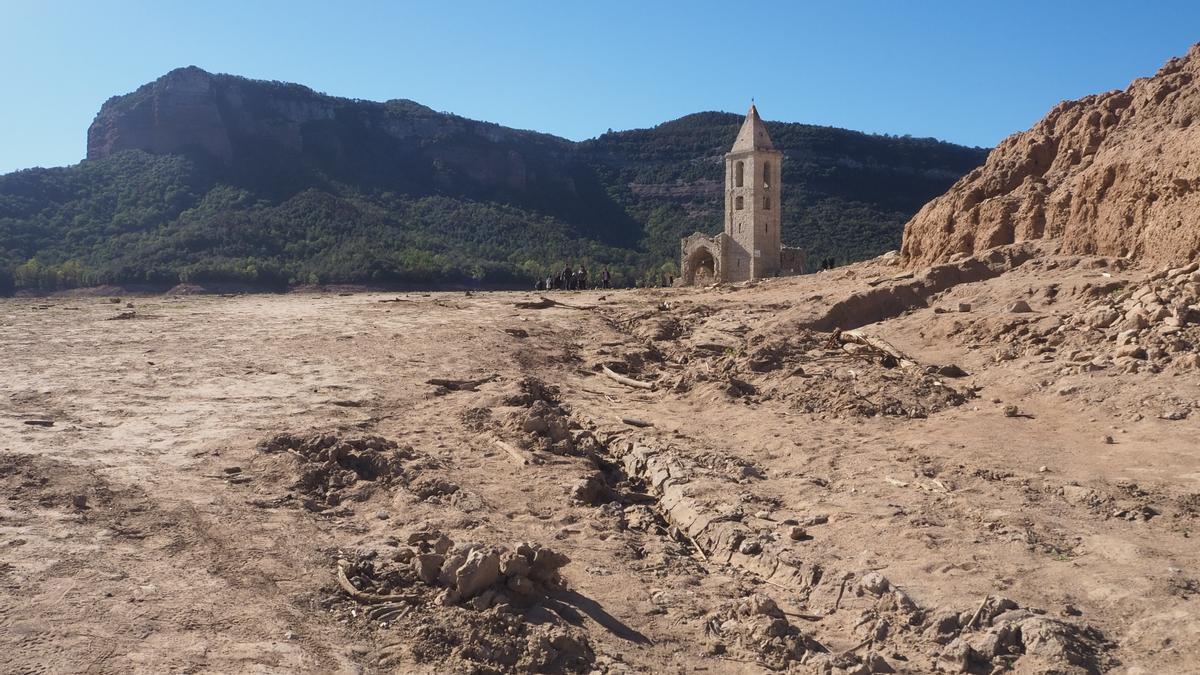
[763, 162, 771, 189]
[735, 195, 744, 210]
[764, 195, 771, 210]
[735, 161, 744, 187]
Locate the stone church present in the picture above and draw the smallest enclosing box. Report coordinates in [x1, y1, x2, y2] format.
[680, 105, 805, 285]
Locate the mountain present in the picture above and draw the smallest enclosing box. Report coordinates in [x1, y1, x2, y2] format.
[902, 44, 1200, 268]
[0, 67, 988, 293]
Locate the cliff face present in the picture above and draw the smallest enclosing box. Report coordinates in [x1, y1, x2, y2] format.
[901, 44, 1200, 268]
[86, 67, 577, 200]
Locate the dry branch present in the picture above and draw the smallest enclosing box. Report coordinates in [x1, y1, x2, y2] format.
[601, 365, 656, 390]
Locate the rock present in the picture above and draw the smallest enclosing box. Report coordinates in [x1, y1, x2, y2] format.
[1115, 344, 1148, 360]
[1003, 405, 1020, 417]
[499, 551, 531, 577]
[864, 651, 895, 673]
[859, 571, 891, 596]
[528, 545, 570, 582]
[452, 548, 502, 599]
[1160, 409, 1189, 420]
[1103, 435, 1115, 445]
[738, 539, 762, 554]
[285, 631, 297, 640]
[958, 303, 972, 312]
[1120, 311, 1150, 331]
[787, 526, 807, 541]
[937, 364, 969, 378]
[506, 573, 537, 599]
[413, 553, 445, 585]
[71, 494, 88, 509]
[568, 475, 609, 505]
[1009, 300, 1034, 313]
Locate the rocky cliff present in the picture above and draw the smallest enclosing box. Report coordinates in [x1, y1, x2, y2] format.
[901, 44, 1200, 268]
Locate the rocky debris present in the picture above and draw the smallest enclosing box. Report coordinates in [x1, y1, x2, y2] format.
[661, 328, 972, 418]
[920, 596, 1111, 673]
[985, 262, 1200, 375]
[902, 44, 1200, 269]
[336, 539, 592, 672]
[704, 594, 825, 670]
[501, 376, 561, 407]
[257, 432, 416, 510]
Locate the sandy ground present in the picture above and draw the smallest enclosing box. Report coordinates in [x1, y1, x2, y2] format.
[1, 251, 1198, 674]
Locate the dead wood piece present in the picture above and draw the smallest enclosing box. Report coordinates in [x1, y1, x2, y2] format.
[494, 439, 539, 466]
[966, 595, 990, 629]
[513, 296, 596, 310]
[336, 564, 414, 604]
[426, 374, 498, 391]
[620, 417, 654, 428]
[841, 330, 918, 368]
[23, 420, 54, 427]
[601, 365, 656, 390]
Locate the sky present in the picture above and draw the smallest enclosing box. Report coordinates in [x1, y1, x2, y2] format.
[1, 0, 1197, 174]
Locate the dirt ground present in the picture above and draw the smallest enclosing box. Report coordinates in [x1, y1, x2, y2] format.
[2, 248, 1198, 674]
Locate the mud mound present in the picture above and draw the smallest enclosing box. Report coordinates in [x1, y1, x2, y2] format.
[333, 535, 593, 672]
[502, 376, 561, 407]
[902, 43, 1200, 268]
[257, 433, 416, 510]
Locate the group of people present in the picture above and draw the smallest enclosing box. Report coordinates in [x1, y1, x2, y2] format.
[536, 265, 612, 291]
[818, 257, 839, 271]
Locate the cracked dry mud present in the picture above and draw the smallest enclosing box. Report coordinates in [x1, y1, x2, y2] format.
[2, 248, 1198, 673]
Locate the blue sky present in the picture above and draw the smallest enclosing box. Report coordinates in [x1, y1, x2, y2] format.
[1, 0, 1197, 174]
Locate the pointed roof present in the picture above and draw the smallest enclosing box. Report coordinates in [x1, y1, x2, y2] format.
[730, 104, 775, 153]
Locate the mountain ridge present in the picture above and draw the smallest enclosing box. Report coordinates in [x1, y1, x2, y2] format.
[0, 67, 989, 293]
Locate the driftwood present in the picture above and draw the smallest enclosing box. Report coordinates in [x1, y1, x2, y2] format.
[601, 365, 656, 390]
[425, 374, 498, 391]
[336, 563, 415, 604]
[840, 330, 917, 368]
[620, 417, 654, 428]
[494, 439, 539, 466]
[23, 420, 54, 427]
[513, 296, 596, 310]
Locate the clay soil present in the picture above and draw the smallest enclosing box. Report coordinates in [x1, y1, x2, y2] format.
[2, 252, 1198, 674]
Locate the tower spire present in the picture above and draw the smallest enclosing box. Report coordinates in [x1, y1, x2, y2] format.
[731, 103, 774, 152]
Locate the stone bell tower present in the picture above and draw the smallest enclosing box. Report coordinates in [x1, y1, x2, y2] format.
[724, 104, 783, 282]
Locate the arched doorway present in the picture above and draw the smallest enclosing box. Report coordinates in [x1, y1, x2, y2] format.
[685, 247, 717, 285]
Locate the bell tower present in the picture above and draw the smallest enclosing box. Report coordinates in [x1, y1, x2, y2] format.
[724, 104, 782, 281]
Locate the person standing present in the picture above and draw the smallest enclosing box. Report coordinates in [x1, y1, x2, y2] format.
[602, 267, 611, 289]
[577, 265, 588, 290]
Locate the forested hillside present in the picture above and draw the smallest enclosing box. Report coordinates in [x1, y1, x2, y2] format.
[0, 67, 987, 293]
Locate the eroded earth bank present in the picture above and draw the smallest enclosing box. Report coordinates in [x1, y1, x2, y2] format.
[2, 248, 1199, 673]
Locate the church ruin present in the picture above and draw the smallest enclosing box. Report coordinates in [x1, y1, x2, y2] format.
[680, 105, 805, 285]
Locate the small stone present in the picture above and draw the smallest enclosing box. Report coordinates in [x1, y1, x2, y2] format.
[1003, 405, 1020, 417]
[787, 526, 808, 541]
[1102, 435, 1115, 445]
[376, 510, 390, 520]
[284, 631, 297, 640]
[222, 466, 242, 474]
[1008, 300, 1033, 313]
[71, 494, 88, 509]
[1038, 465, 1049, 473]
[958, 303, 972, 313]
[738, 539, 762, 555]
[1160, 410, 1189, 421]
[859, 571, 891, 595]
